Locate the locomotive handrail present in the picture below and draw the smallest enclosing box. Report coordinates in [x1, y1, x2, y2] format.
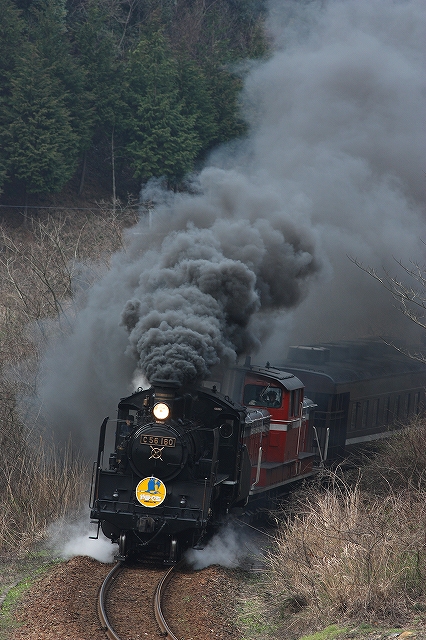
[251, 446, 263, 490]
[200, 477, 208, 525]
[89, 460, 97, 509]
[90, 416, 109, 509]
[313, 425, 330, 464]
[97, 417, 110, 465]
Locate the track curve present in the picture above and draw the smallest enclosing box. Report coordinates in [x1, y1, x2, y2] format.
[97, 561, 181, 640]
[97, 562, 124, 640]
[153, 563, 181, 640]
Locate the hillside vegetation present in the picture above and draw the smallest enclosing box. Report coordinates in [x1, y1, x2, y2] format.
[0, 0, 266, 205]
[246, 423, 426, 638]
[0, 205, 137, 551]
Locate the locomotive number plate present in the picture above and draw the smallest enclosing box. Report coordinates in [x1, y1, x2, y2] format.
[140, 435, 176, 447]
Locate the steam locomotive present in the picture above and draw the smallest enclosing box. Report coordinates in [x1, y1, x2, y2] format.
[89, 363, 316, 562]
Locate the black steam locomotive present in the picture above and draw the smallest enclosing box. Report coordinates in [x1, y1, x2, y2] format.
[90, 379, 271, 562]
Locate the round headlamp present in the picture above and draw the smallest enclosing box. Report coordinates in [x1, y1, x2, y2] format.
[153, 402, 170, 420]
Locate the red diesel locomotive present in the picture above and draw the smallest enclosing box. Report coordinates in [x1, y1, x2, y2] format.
[218, 360, 317, 496]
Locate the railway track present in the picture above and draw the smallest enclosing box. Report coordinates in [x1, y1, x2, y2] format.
[97, 561, 181, 640]
[153, 563, 181, 639]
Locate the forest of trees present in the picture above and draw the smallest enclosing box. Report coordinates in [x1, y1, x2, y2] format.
[0, 0, 267, 203]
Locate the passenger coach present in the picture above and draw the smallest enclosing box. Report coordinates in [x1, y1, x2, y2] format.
[279, 340, 426, 459]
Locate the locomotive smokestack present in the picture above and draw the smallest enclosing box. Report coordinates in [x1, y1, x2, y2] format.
[151, 379, 186, 421]
[151, 379, 181, 396]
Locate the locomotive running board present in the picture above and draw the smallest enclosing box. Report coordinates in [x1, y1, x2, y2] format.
[249, 470, 318, 495]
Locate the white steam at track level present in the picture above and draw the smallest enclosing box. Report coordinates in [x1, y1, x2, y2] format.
[185, 523, 262, 570]
[34, 0, 425, 447]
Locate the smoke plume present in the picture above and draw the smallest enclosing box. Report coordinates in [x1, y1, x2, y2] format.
[120, 171, 317, 385]
[33, 0, 425, 447]
[252, 0, 426, 353]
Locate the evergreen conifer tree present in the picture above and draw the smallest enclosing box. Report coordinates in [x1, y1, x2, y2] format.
[176, 55, 218, 153]
[28, 0, 93, 154]
[73, 0, 123, 138]
[0, 0, 27, 192]
[122, 27, 201, 186]
[4, 47, 80, 194]
[203, 61, 246, 145]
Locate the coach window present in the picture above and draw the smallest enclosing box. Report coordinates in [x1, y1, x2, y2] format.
[383, 396, 389, 425]
[372, 398, 379, 427]
[350, 402, 359, 430]
[395, 395, 401, 419]
[414, 391, 421, 415]
[404, 394, 410, 418]
[361, 400, 369, 428]
[289, 389, 301, 417]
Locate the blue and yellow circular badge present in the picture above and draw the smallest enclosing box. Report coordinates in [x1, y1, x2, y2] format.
[135, 476, 166, 508]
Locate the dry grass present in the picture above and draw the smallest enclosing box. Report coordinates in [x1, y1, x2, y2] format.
[0, 437, 90, 552]
[266, 419, 426, 632]
[268, 482, 426, 623]
[360, 415, 426, 493]
[0, 202, 135, 553]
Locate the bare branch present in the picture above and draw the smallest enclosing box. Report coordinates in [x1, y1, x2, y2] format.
[350, 254, 426, 362]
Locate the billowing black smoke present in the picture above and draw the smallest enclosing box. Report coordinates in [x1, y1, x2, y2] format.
[119, 180, 317, 384]
[247, 0, 426, 351]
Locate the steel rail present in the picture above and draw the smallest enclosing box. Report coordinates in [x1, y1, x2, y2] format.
[98, 560, 183, 640]
[97, 561, 124, 640]
[153, 562, 182, 640]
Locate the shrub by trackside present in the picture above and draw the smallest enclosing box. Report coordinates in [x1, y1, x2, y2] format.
[267, 473, 426, 628]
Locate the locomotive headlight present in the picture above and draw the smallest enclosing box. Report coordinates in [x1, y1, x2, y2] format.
[153, 402, 170, 420]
